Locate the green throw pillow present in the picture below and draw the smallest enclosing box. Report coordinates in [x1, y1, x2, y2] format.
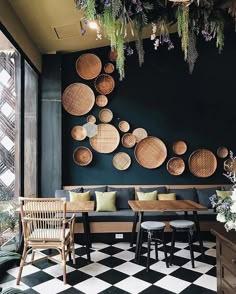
[69, 191, 90, 202]
[137, 191, 157, 200]
[158, 193, 176, 200]
[96, 191, 117, 211]
[216, 190, 232, 199]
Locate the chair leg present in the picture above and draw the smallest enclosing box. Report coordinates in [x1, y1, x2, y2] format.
[137, 228, 143, 264]
[170, 228, 176, 266]
[188, 230, 195, 268]
[146, 231, 151, 272]
[16, 245, 28, 285]
[161, 230, 169, 268]
[155, 239, 158, 261]
[31, 249, 35, 262]
[62, 247, 67, 285]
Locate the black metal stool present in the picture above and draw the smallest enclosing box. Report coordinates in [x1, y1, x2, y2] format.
[169, 220, 195, 268]
[138, 221, 169, 271]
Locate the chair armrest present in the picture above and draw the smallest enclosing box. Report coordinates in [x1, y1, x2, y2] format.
[64, 214, 76, 224]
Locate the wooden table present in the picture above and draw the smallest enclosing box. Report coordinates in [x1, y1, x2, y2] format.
[128, 200, 208, 262]
[66, 201, 94, 262]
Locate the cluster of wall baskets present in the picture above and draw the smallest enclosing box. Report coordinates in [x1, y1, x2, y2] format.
[62, 52, 229, 176]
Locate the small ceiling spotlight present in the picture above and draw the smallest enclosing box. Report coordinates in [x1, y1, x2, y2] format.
[88, 21, 98, 30]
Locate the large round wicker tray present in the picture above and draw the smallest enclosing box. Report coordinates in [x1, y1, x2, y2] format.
[188, 149, 217, 178]
[134, 136, 167, 169]
[62, 83, 95, 116]
[89, 123, 120, 154]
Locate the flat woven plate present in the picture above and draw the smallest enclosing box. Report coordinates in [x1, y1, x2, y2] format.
[104, 63, 115, 74]
[108, 50, 118, 62]
[173, 141, 187, 155]
[167, 157, 185, 176]
[217, 146, 228, 158]
[87, 115, 96, 123]
[71, 126, 87, 141]
[133, 128, 148, 143]
[99, 108, 113, 123]
[134, 136, 167, 169]
[94, 74, 115, 95]
[96, 95, 108, 107]
[188, 149, 217, 178]
[113, 152, 131, 171]
[118, 121, 130, 132]
[73, 146, 93, 166]
[122, 133, 136, 148]
[89, 123, 120, 154]
[62, 83, 95, 116]
[76, 53, 102, 80]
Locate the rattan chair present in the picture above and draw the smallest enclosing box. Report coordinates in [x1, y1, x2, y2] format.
[17, 197, 75, 285]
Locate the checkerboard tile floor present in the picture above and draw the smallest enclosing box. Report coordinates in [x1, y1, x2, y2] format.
[0, 241, 217, 294]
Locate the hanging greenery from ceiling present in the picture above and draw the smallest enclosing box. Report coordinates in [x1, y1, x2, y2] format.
[75, 0, 236, 80]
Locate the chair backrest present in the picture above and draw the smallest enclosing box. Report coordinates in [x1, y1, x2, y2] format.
[19, 197, 67, 241]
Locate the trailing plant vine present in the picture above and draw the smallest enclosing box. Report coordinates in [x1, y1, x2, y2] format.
[75, 0, 236, 79]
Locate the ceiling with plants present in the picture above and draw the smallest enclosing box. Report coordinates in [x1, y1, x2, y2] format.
[75, 0, 236, 79]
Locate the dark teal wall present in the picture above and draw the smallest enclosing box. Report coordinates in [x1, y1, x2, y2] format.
[60, 32, 236, 186]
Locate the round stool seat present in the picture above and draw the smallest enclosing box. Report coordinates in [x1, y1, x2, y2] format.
[141, 221, 165, 231]
[169, 220, 194, 229]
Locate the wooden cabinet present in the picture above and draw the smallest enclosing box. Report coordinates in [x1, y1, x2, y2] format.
[211, 227, 236, 294]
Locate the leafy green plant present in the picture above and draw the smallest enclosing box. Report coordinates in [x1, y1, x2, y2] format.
[74, 0, 236, 79]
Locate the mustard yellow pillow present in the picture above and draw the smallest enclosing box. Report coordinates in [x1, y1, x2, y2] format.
[216, 190, 232, 199]
[158, 193, 176, 200]
[69, 191, 90, 202]
[96, 191, 117, 211]
[137, 191, 157, 200]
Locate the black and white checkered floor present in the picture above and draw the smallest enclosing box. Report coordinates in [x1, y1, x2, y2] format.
[0, 241, 216, 294]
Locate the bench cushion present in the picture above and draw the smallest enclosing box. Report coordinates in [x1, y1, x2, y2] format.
[83, 186, 107, 202]
[107, 187, 135, 209]
[55, 188, 83, 201]
[168, 188, 198, 202]
[139, 186, 167, 194]
[196, 187, 220, 208]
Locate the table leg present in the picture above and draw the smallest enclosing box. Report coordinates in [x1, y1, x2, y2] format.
[193, 211, 205, 257]
[82, 212, 91, 262]
[130, 212, 138, 247]
[135, 212, 143, 263]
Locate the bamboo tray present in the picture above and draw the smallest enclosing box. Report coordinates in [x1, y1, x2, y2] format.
[87, 115, 96, 123]
[173, 141, 187, 155]
[167, 157, 185, 176]
[108, 50, 118, 62]
[62, 83, 95, 116]
[71, 125, 87, 141]
[121, 133, 136, 148]
[113, 152, 131, 170]
[134, 136, 167, 169]
[73, 146, 93, 166]
[95, 74, 115, 95]
[118, 121, 130, 132]
[99, 108, 113, 123]
[133, 128, 148, 143]
[89, 123, 120, 153]
[76, 53, 102, 80]
[188, 149, 217, 178]
[96, 95, 108, 107]
[217, 146, 228, 158]
[104, 63, 115, 74]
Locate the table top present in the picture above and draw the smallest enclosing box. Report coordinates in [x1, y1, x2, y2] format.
[66, 201, 95, 213]
[128, 200, 207, 212]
